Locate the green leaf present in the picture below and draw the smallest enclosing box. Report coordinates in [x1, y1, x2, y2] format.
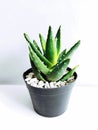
[33, 40, 42, 53]
[24, 33, 52, 68]
[46, 59, 70, 81]
[24, 33, 42, 53]
[45, 26, 58, 65]
[55, 26, 61, 56]
[65, 40, 81, 59]
[39, 33, 46, 54]
[57, 49, 66, 63]
[57, 40, 80, 63]
[29, 54, 46, 82]
[29, 46, 50, 75]
[61, 65, 79, 81]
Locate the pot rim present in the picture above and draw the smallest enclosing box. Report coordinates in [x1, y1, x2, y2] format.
[23, 67, 77, 90]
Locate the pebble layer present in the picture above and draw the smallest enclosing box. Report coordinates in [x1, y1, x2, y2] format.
[25, 72, 75, 88]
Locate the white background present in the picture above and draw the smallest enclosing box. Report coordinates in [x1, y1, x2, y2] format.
[0, 1, 98, 129]
[0, 0, 98, 86]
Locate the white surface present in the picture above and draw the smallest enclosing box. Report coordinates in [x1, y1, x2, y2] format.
[0, 85, 98, 130]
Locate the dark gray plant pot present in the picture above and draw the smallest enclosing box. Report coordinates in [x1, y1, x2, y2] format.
[23, 68, 77, 117]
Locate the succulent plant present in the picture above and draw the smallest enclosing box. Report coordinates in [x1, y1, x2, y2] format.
[24, 26, 80, 82]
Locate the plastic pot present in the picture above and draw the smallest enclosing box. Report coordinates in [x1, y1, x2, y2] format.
[23, 68, 77, 117]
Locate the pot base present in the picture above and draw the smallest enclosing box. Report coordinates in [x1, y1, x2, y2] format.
[34, 108, 66, 117]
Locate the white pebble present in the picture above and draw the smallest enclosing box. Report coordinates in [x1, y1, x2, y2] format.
[31, 83, 37, 87]
[38, 81, 44, 88]
[67, 76, 74, 83]
[44, 82, 50, 88]
[50, 82, 55, 88]
[38, 85, 43, 88]
[25, 73, 74, 88]
[26, 75, 30, 78]
[60, 81, 65, 86]
[25, 77, 31, 81]
[32, 78, 38, 82]
[26, 72, 34, 78]
[29, 79, 34, 84]
[56, 81, 62, 87]
[27, 81, 31, 84]
[29, 72, 34, 76]
[30, 78, 38, 84]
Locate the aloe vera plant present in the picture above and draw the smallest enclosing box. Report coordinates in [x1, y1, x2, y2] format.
[24, 26, 80, 82]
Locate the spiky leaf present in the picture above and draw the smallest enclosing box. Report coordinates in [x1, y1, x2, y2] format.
[45, 26, 57, 65]
[39, 33, 46, 54]
[64, 40, 81, 59]
[61, 65, 79, 81]
[24, 33, 52, 68]
[57, 40, 80, 63]
[24, 33, 42, 53]
[57, 49, 66, 63]
[29, 46, 50, 75]
[29, 54, 46, 81]
[46, 59, 70, 81]
[55, 25, 61, 56]
[33, 40, 42, 53]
